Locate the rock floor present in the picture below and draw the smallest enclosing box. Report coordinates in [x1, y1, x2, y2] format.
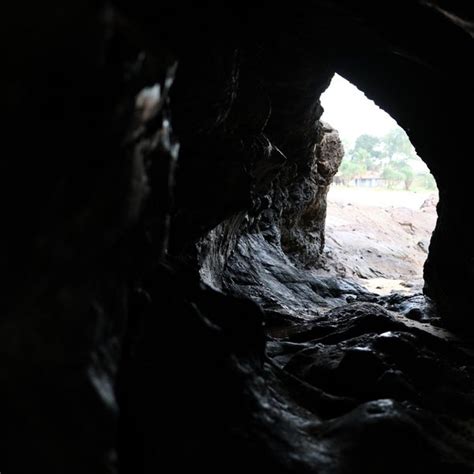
[262, 299, 474, 472]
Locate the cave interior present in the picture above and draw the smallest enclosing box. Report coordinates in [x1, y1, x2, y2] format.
[2, 2, 474, 473]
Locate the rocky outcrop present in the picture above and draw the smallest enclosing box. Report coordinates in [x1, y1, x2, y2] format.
[197, 121, 349, 316]
[280, 122, 344, 267]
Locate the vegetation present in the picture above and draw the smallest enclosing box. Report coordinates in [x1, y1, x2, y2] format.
[337, 128, 436, 191]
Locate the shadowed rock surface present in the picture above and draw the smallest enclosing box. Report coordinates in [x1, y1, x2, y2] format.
[2, 2, 474, 473]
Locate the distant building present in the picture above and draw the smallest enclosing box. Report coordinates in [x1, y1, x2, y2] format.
[333, 171, 389, 188]
[351, 172, 387, 188]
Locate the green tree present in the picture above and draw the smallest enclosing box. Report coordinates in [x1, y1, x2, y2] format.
[382, 128, 417, 161]
[353, 134, 382, 157]
[382, 164, 404, 189]
[415, 172, 437, 191]
[338, 160, 366, 182]
[352, 134, 382, 160]
[382, 160, 414, 190]
[394, 160, 414, 190]
[336, 128, 431, 191]
[350, 134, 383, 170]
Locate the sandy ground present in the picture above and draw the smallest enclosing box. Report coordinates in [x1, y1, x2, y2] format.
[323, 186, 439, 295]
[327, 186, 436, 210]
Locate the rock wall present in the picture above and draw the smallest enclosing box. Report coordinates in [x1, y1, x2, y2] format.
[165, 2, 474, 326]
[2, 2, 474, 473]
[196, 121, 352, 319]
[279, 122, 344, 267]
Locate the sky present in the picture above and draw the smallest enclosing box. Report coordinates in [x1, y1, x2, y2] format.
[320, 73, 399, 148]
[320, 73, 429, 173]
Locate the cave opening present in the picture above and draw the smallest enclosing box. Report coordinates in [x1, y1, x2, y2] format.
[6, 3, 474, 473]
[194, 68, 444, 326]
[319, 73, 439, 296]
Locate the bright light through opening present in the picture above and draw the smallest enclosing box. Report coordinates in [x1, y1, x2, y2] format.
[319, 74, 439, 296]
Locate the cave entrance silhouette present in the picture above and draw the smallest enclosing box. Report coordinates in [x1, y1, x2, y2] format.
[319, 74, 439, 296]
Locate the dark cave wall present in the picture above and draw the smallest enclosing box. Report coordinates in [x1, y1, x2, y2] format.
[1, 2, 474, 473]
[1, 3, 178, 472]
[165, 2, 474, 323]
[321, 3, 474, 324]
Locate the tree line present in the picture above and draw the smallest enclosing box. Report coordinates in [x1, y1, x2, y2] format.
[337, 128, 437, 191]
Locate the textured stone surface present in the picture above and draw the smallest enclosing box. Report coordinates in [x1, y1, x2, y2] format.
[2, 2, 474, 473]
[280, 122, 344, 267]
[268, 301, 474, 471]
[196, 121, 353, 319]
